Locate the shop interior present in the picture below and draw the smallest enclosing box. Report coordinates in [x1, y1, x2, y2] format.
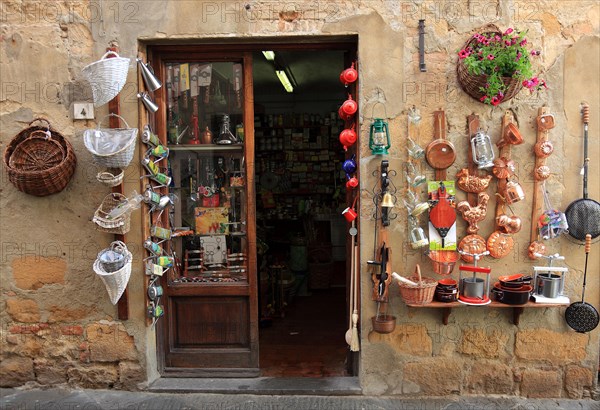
[252, 50, 351, 377]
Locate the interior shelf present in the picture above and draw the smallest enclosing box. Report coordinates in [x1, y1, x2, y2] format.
[406, 300, 570, 326]
[169, 144, 243, 152]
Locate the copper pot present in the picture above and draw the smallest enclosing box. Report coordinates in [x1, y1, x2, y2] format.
[534, 140, 554, 158]
[372, 315, 396, 334]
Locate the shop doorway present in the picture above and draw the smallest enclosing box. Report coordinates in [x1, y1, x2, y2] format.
[148, 39, 358, 378]
[252, 49, 354, 377]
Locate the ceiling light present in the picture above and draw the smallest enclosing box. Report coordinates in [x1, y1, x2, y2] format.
[275, 70, 294, 93]
[262, 51, 275, 61]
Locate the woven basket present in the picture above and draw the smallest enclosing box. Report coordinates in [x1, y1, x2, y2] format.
[398, 264, 437, 305]
[3, 118, 77, 196]
[456, 25, 522, 104]
[96, 168, 124, 187]
[92, 192, 131, 234]
[81, 51, 130, 107]
[94, 242, 132, 305]
[97, 240, 128, 272]
[84, 114, 137, 168]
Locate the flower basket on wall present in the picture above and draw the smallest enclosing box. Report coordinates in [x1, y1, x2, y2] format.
[457, 24, 545, 105]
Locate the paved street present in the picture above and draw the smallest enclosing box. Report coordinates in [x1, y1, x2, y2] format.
[1, 388, 599, 410]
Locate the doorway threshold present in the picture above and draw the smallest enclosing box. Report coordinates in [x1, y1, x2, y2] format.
[148, 377, 361, 396]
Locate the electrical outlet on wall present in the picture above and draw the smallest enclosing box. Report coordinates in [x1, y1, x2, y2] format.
[73, 102, 95, 120]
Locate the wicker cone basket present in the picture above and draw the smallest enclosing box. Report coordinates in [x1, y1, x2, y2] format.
[456, 24, 522, 104]
[3, 118, 77, 196]
[93, 242, 132, 305]
[398, 264, 437, 305]
[84, 114, 137, 168]
[92, 193, 131, 234]
[81, 51, 130, 107]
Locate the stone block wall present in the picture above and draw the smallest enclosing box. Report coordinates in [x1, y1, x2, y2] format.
[1, 0, 598, 397]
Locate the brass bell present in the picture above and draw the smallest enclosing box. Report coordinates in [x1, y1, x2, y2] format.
[381, 192, 395, 208]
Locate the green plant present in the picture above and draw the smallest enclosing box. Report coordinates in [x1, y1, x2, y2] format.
[458, 28, 546, 105]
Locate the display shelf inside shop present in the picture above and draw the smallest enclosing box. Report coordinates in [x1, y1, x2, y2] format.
[169, 144, 243, 152]
[407, 300, 570, 326]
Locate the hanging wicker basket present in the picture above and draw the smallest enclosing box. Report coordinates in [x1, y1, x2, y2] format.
[398, 264, 437, 305]
[456, 25, 522, 104]
[96, 168, 124, 187]
[84, 114, 137, 169]
[3, 118, 77, 196]
[81, 51, 130, 107]
[92, 192, 131, 234]
[94, 241, 132, 305]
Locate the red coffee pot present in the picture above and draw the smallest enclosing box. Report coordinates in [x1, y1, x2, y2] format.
[341, 94, 358, 117]
[339, 125, 357, 151]
[339, 62, 358, 86]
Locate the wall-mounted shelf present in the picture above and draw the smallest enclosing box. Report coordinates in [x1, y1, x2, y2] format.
[170, 144, 243, 152]
[406, 300, 569, 325]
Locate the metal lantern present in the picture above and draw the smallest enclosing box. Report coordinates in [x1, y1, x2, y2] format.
[471, 129, 495, 169]
[369, 118, 390, 155]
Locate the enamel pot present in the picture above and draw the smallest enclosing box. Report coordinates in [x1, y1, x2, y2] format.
[492, 283, 532, 305]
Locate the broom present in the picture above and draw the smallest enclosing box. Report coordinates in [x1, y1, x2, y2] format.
[350, 239, 360, 352]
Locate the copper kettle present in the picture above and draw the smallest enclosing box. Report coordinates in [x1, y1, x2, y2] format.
[504, 179, 525, 204]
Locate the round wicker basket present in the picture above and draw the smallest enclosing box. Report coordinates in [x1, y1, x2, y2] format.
[398, 264, 437, 305]
[456, 25, 522, 104]
[3, 118, 77, 196]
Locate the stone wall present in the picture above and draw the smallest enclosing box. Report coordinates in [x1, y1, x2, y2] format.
[1, 0, 598, 398]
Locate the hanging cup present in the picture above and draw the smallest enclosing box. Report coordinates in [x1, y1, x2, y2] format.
[137, 58, 162, 92]
[342, 207, 358, 222]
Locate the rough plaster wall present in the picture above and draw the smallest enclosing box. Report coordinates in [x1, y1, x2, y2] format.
[1, 0, 599, 397]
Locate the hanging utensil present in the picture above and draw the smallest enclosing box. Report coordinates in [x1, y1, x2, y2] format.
[425, 110, 456, 178]
[418, 20, 426, 72]
[565, 103, 600, 241]
[429, 181, 456, 248]
[565, 235, 599, 333]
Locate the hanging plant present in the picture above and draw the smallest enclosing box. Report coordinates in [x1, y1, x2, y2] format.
[457, 25, 546, 105]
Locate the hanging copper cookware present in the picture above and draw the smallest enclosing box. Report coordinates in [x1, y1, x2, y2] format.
[425, 110, 456, 171]
[487, 231, 514, 259]
[497, 122, 524, 148]
[458, 234, 487, 263]
[456, 168, 492, 193]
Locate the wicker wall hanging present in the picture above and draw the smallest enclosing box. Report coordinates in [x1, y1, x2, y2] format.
[4, 118, 77, 196]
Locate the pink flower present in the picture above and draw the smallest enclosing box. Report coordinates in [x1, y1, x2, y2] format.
[487, 54, 495, 60]
[516, 51, 522, 60]
[505, 40, 511, 46]
[458, 49, 469, 59]
[504, 28, 514, 35]
[523, 79, 533, 88]
[520, 39, 527, 46]
[531, 50, 540, 56]
[491, 96, 501, 106]
[480, 96, 487, 102]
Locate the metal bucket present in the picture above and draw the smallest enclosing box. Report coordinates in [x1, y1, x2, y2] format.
[536, 273, 562, 299]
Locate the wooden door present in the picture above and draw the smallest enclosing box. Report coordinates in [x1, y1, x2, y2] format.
[150, 48, 258, 377]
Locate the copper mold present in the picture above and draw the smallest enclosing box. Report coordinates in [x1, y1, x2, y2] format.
[528, 241, 546, 260]
[534, 140, 554, 158]
[496, 214, 522, 234]
[456, 168, 493, 193]
[535, 165, 551, 181]
[457, 192, 490, 234]
[487, 231, 514, 259]
[458, 234, 487, 263]
[492, 157, 515, 179]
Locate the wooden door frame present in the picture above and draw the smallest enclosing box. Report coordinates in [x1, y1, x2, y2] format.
[145, 36, 359, 377]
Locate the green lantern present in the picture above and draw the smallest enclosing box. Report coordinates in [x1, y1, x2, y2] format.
[369, 118, 390, 155]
